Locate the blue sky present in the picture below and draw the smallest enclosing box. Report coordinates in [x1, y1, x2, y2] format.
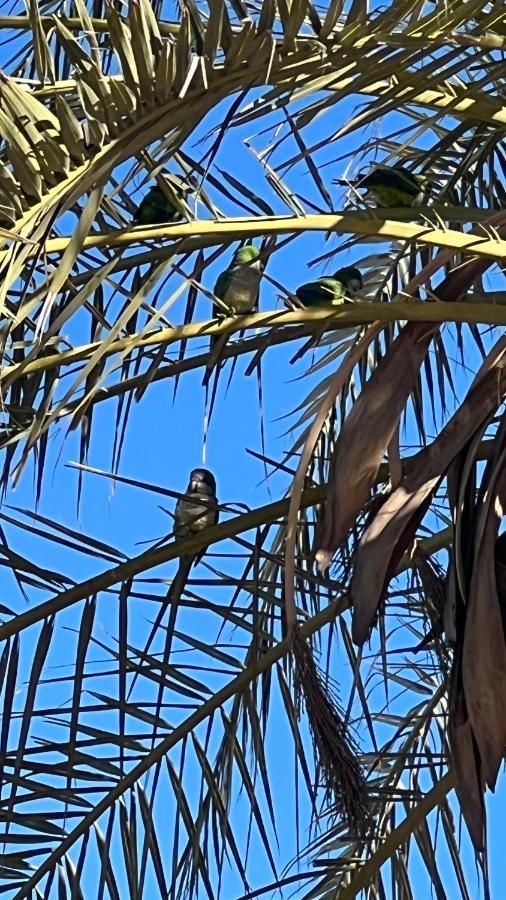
[1, 5, 505, 898]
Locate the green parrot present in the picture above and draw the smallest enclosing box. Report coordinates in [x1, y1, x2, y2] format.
[213, 244, 263, 315]
[168, 466, 219, 619]
[133, 175, 189, 225]
[174, 468, 219, 558]
[336, 164, 429, 208]
[130, 468, 219, 701]
[211, 244, 264, 352]
[296, 266, 363, 307]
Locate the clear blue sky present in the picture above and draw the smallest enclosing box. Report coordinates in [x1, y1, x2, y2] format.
[1, 7, 505, 898]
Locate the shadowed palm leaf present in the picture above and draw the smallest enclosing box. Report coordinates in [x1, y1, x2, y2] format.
[0, 1, 504, 898]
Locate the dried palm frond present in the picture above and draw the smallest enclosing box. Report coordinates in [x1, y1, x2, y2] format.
[292, 627, 369, 833]
[0, 1, 504, 898]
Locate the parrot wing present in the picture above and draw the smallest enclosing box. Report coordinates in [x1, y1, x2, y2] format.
[134, 188, 179, 224]
[296, 278, 344, 306]
[213, 268, 232, 302]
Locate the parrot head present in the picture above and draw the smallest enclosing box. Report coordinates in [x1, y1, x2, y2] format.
[189, 468, 217, 494]
[233, 244, 264, 270]
[333, 266, 363, 295]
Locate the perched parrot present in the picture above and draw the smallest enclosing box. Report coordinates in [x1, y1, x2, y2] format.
[213, 244, 263, 316]
[174, 468, 219, 554]
[296, 266, 363, 307]
[130, 468, 219, 710]
[210, 243, 264, 355]
[203, 245, 265, 452]
[169, 467, 219, 608]
[133, 175, 189, 225]
[336, 164, 428, 208]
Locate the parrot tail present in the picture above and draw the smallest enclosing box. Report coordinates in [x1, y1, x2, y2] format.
[160, 554, 194, 657]
[202, 334, 227, 464]
[126, 555, 194, 702]
[141, 555, 195, 748]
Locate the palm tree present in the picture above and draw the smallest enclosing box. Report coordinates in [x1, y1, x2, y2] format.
[0, 1, 505, 897]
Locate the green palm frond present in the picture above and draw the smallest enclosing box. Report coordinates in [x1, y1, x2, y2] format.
[0, 0, 504, 897]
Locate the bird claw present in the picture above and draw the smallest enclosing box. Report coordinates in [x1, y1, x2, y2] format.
[214, 307, 234, 321]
